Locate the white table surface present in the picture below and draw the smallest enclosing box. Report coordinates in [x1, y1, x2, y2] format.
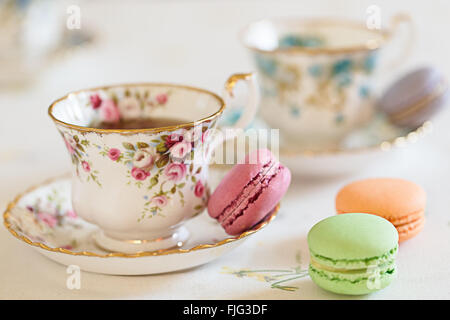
[1, 0, 449, 299]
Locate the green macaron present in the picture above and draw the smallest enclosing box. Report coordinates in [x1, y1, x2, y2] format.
[307, 213, 399, 295]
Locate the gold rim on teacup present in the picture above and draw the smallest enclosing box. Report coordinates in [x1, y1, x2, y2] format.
[280, 121, 432, 157]
[2, 174, 280, 258]
[48, 75, 253, 135]
[240, 14, 412, 55]
[48, 82, 224, 135]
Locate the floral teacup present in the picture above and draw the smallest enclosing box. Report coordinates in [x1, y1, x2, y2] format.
[241, 15, 412, 150]
[48, 74, 258, 253]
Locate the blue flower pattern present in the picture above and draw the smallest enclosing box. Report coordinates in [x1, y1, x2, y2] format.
[253, 36, 378, 125]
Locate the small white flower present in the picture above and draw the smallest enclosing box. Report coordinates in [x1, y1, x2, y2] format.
[169, 141, 192, 160]
[132, 147, 157, 171]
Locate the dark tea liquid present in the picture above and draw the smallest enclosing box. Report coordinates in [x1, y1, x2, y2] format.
[95, 117, 187, 129]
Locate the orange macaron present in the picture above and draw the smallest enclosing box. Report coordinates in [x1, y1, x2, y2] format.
[336, 178, 426, 242]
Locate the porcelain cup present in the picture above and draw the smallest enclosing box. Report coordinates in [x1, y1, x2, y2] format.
[241, 14, 412, 150]
[48, 74, 258, 253]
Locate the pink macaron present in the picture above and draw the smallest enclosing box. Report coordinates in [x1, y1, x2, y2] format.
[208, 149, 291, 235]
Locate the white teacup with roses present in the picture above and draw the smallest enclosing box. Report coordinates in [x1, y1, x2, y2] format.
[48, 74, 258, 253]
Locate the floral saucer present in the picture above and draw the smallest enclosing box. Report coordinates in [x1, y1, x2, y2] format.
[3, 176, 278, 275]
[280, 115, 432, 177]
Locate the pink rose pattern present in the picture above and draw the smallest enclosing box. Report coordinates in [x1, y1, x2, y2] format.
[108, 148, 121, 161]
[194, 180, 205, 198]
[156, 93, 168, 105]
[66, 210, 77, 219]
[81, 161, 90, 172]
[90, 94, 102, 109]
[57, 90, 215, 221]
[169, 141, 192, 161]
[37, 212, 58, 228]
[96, 123, 213, 221]
[151, 195, 168, 207]
[60, 131, 101, 187]
[99, 99, 120, 124]
[25, 189, 80, 249]
[26, 191, 79, 230]
[131, 167, 150, 181]
[164, 163, 187, 182]
[165, 132, 183, 148]
[88, 89, 170, 124]
[64, 139, 75, 155]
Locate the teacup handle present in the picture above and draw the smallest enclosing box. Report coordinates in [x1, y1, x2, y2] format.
[206, 73, 259, 160]
[223, 72, 259, 131]
[383, 13, 415, 70]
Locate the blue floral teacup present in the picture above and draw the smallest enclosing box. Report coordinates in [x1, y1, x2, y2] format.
[241, 15, 412, 150]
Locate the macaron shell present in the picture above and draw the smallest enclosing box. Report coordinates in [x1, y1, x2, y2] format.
[336, 178, 426, 220]
[379, 66, 448, 127]
[392, 88, 449, 128]
[380, 67, 443, 114]
[208, 149, 275, 219]
[397, 214, 425, 242]
[336, 178, 426, 242]
[224, 164, 291, 235]
[309, 266, 397, 296]
[307, 213, 398, 295]
[308, 213, 398, 261]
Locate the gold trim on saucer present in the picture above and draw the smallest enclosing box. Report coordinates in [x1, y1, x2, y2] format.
[48, 83, 226, 135]
[3, 175, 280, 258]
[280, 121, 432, 157]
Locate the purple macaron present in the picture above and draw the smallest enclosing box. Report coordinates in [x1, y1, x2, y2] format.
[208, 149, 291, 235]
[379, 66, 449, 128]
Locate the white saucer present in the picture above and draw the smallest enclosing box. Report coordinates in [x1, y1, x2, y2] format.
[3, 176, 278, 275]
[280, 116, 432, 177]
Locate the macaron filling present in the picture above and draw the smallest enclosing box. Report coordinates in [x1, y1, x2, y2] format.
[396, 215, 424, 232]
[310, 256, 395, 273]
[309, 248, 397, 283]
[309, 245, 398, 270]
[217, 160, 282, 229]
[390, 210, 424, 227]
[309, 263, 396, 284]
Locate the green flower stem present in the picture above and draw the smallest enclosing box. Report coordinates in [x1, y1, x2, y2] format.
[271, 272, 297, 278]
[238, 269, 295, 274]
[270, 273, 309, 288]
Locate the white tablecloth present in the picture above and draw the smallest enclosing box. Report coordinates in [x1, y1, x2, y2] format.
[1, 0, 449, 299]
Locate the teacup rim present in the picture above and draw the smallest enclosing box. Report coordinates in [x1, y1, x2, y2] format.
[48, 82, 225, 134]
[239, 16, 391, 55]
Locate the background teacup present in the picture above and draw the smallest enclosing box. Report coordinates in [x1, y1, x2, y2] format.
[48, 74, 258, 253]
[0, 0, 93, 88]
[241, 15, 413, 151]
